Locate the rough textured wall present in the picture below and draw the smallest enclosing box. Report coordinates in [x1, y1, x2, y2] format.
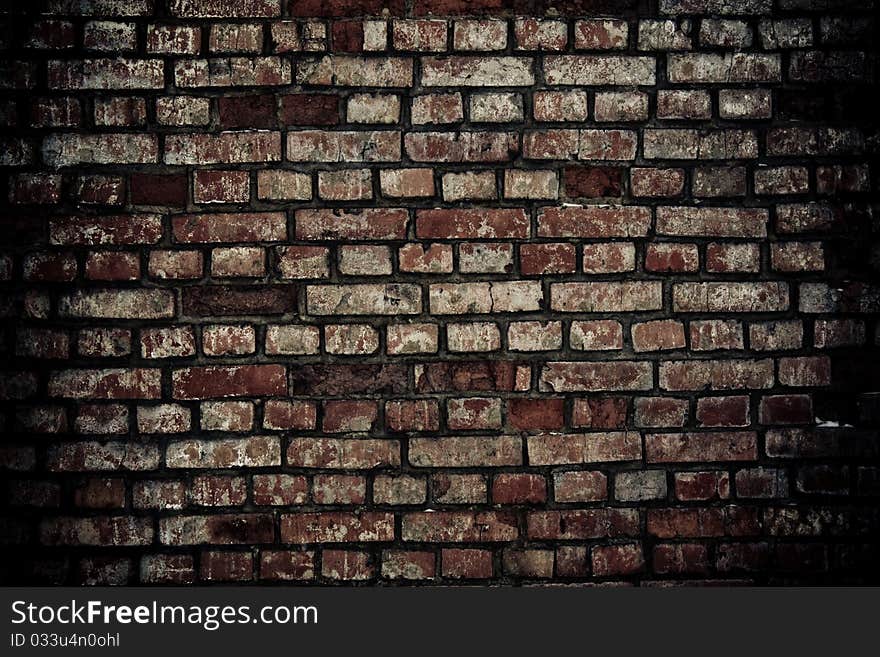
[1, 0, 878, 585]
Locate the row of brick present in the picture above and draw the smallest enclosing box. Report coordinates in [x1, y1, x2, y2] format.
[13, 318, 863, 362]
[7, 428, 876, 478]
[6, 280, 865, 325]
[12, 206, 849, 243]
[18, 51, 866, 90]
[28, 0, 874, 20]
[9, 166, 867, 208]
[76, 539, 877, 584]
[9, 318, 867, 364]
[0, 356, 831, 401]
[12, 16, 874, 58]
[6, 243, 831, 287]
[7, 280, 834, 318]
[9, 387, 854, 436]
[10, 464, 876, 512]
[35, 506, 878, 548]
[0, 389, 827, 435]
[8, 128, 869, 170]
[8, 91, 873, 133]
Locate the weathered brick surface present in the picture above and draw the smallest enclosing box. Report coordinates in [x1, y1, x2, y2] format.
[0, 3, 877, 587]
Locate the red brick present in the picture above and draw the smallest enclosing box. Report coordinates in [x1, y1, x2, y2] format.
[291, 364, 407, 395]
[553, 471, 607, 503]
[75, 175, 125, 205]
[322, 400, 378, 433]
[646, 432, 758, 463]
[410, 436, 520, 467]
[563, 165, 623, 198]
[130, 173, 188, 207]
[416, 208, 528, 239]
[85, 251, 139, 281]
[632, 320, 686, 352]
[696, 396, 750, 428]
[736, 467, 788, 499]
[406, 131, 517, 162]
[182, 285, 295, 316]
[148, 250, 203, 279]
[263, 400, 316, 431]
[51, 214, 163, 245]
[73, 404, 127, 434]
[194, 171, 250, 204]
[201, 551, 252, 582]
[416, 361, 527, 393]
[528, 432, 641, 465]
[172, 365, 286, 399]
[592, 543, 644, 577]
[523, 129, 578, 159]
[170, 0, 281, 17]
[385, 400, 440, 432]
[382, 551, 435, 580]
[275, 246, 329, 279]
[165, 131, 281, 165]
[675, 472, 731, 502]
[645, 243, 699, 272]
[49, 368, 161, 400]
[173, 212, 286, 243]
[492, 473, 547, 504]
[515, 18, 567, 50]
[572, 398, 629, 429]
[759, 395, 813, 425]
[778, 356, 831, 387]
[253, 474, 308, 506]
[431, 474, 485, 505]
[403, 511, 518, 542]
[23, 253, 77, 282]
[659, 359, 774, 391]
[190, 475, 247, 506]
[520, 243, 576, 275]
[647, 507, 760, 539]
[538, 206, 651, 238]
[690, 320, 744, 351]
[199, 400, 254, 430]
[528, 509, 639, 540]
[411, 93, 463, 124]
[281, 512, 394, 543]
[73, 478, 126, 509]
[287, 438, 399, 469]
[313, 475, 366, 505]
[279, 94, 340, 126]
[706, 243, 761, 273]
[539, 361, 653, 392]
[296, 209, 407, 241]
[323, 550, 373, 580]
[331, 21, 364, 52]
[1, 7, 873, 589]
[166, 437, 279, 469]
[508, 398, 564, 431]
[442, 549, 493, 579]
[634, 397, 687, 428]
[42, 517, 152, 546]
[446, 397, 502, 430]
[259, 551, 315, 581]
[653, 544, 710, 575]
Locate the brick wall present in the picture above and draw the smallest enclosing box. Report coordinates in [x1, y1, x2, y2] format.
[1, 0, 878, 585]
